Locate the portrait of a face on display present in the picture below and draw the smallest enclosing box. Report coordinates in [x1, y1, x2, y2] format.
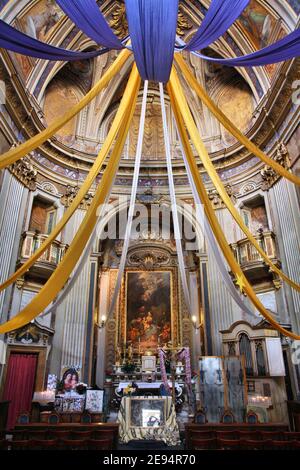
[61, 367, 79, 392]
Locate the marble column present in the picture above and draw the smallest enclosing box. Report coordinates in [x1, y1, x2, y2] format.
[0, 170, 29, 321]
[49, 209, 94, 379]
[96, 271, 110, 388]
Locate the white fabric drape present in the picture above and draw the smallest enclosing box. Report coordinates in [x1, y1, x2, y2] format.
[176, 124, 257, 319]
[105, 80, 149, 321]
[159, 82, 192, 314]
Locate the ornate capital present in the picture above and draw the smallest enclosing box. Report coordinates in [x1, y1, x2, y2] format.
[261, 142, 291, 190]
[207, 184, 234, 209]
[9, 154, 37, 191]
[61, 185, 93, 209]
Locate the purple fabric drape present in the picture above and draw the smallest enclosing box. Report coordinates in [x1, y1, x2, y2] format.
[185, 0, 250, 52]
[190, 28, 300, 67]
[125, 0, 178, 82]
[0, 20, 108, 61]
[56, 0, 124, 50]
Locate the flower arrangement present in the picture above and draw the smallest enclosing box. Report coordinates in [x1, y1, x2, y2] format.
[122, 361, 135, 374]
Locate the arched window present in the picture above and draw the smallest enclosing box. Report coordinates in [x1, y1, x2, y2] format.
[239, 333, 253, 376]
[256, 342, 266, 376]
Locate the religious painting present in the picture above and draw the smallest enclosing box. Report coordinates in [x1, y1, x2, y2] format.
[18, 0, 63, 42]
[126, 271, 172, 353]
[61, 367, 79, 392]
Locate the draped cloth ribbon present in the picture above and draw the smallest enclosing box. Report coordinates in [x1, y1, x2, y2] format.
[0, 19, 109, 61]
[173, 59, 300, 293]
[177, 347, 192, 386]
[167, 70, 300, 340]
[0, 50, 132, 293]
[175, 54, 300, 188]
[159, 82, 192, 314]
[158, 348, 171, 393]
[125, 0, 178, 82]
[176, 122, 257, 319]
[184, 0, 250, 52]
[105, 80, 149, 322]
[0, 48, 131, 169]
[56, 0, 124, 49]
[0, 65, 141, 333]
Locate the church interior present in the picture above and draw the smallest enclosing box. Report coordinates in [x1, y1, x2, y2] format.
[0, 0, 300, 453]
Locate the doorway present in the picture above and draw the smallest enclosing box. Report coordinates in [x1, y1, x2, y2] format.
[3, 353, 38, 430]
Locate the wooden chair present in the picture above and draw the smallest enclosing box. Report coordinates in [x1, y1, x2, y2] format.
[238, 430, 261, 440]
[71, 431, 92, 440]
[27, 430, 48, 440]
[48, 430, 70, 440]
[61, 439, 88, 450]
[92, 429, 115, 441]
[48, 412, 60, 424]
[216, 430, 239, 440]
[88, 438, 113, 450]
[190, 437, 217, 450]
[268, 440, 297, 450]
[189, 430, 215, 440]
[194, 410, 207, 424]
[260, 430, 284, 441]
[81, 412, 92, 424]
[240, 439, 269, 450]
[246, 411, 259, 424]
[217, 438, 241, 450]
[11, 430, 27, 440]
[283, 432, 300, 441]
[31, 439, 59, 450]
[220, 410, 235, 424]
[10, 440, 29, 450]
[16, 412, 30, 425]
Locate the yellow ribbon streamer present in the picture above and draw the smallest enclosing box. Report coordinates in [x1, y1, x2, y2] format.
[167, 79, 300, 340]
[169, 67, 300, 293]
[175, 54, 300, 187]
[0, 54, 137, 293]
[0, 65, 141, 334]
[0, 49, 131, 169]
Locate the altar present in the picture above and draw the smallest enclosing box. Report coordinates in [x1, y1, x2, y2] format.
[117, 396, 180, 446]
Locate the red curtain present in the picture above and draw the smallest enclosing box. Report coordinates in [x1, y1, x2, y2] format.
[3, 353, 37, 430]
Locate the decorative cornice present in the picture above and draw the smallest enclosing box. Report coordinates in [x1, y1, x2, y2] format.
[60, 184, 94, 209]
[9, 153, 37, 191]
[261, 142, 291, 191]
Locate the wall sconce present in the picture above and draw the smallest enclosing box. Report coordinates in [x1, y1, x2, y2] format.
[191, 315, 201, 330]
[98, 315, 107, 329]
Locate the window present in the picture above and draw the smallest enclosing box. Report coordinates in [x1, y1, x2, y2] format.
[45, 208, 56, 235]
[239, 333, 253, 376]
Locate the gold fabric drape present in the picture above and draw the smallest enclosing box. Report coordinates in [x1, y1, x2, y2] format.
[175, 54, 300, 187]
[0, 54, 136, 293]
[169, 67, 300, 293]
[168, 75, 300, 340]
[0, 65, 140, 334]
[0, 49, 131, 169]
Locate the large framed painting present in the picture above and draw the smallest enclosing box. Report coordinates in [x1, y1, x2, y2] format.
[124, 271, 173, 353]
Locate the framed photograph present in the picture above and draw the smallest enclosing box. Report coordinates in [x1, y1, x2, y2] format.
[130, 398, 166, 428]
[124, 271, 173, 353]
[85, 390, 104, 413]
[142, 355, 156, 372]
